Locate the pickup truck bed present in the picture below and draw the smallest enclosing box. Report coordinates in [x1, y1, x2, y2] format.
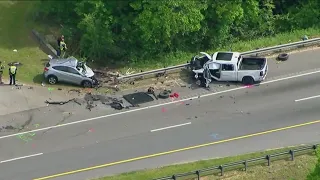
[239, 57, 266, 70]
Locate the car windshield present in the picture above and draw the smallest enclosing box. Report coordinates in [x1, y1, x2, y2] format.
[76, 61, 87, 75]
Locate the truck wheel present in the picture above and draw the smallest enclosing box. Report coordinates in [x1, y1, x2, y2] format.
[158, 90, 170, 99]
[277, 53, 289, 61]
[242, 76, 254, 85]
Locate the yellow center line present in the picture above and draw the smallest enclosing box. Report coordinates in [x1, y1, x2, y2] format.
[33, 119, 320, 180]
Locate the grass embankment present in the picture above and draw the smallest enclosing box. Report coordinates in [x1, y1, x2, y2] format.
[122, 27, 320, 74]
[1, 1, 320, 87]
[0, 1, 47, 84]
[94, 146, 317, 180]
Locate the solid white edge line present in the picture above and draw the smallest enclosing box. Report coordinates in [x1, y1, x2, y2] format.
[150, 122, 192, 132]
[295, 95, 320, 102]
[1, 69, 320, 140]
[0, 153, 43, 163]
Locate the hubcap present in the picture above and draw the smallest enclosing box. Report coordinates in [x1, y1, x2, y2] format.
[49, 78, 56, 84]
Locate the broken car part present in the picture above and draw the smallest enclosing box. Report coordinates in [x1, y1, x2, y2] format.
[84, 92, 126, 110]
[169, 92, 179, 98]
[277, 53, 289, 61]
[45, 98, 76, 105]
[68, 89, 81, 94]
[147, 87, 158, 100]
[158, 90, 171, 99]
[123, 92, 154, 105]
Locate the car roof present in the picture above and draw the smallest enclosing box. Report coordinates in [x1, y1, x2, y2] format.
[212, 52, 241, 63]
[49, 57, 78, 67]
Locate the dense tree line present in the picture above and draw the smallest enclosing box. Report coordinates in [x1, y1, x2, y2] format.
[33, 0, 320, 64]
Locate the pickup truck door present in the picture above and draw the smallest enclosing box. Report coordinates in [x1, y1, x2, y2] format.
[207, 62, 221, 80]
[220, 64, 237, 81]
[200, 52, 212, 61]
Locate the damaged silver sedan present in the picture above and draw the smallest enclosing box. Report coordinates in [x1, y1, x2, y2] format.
[43, 57, 99, 88]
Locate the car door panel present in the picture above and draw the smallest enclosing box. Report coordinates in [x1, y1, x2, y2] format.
[65, 67, 83, 85]
[220, 64, 237, 81]
[208, 62, 221, 79]
[52, 66, 69, 82]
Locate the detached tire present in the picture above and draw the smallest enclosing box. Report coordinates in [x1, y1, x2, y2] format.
[277, 53, 289, 61]
[242, 76, 254, 85]
[158, 90, 170, 99]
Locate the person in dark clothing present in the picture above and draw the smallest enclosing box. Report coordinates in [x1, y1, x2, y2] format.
[57, 35, 64, 57]
[0, 61, 4, 84]
[9, 64, 17, 85]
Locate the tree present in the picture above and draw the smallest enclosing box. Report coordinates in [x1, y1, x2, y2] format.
[32, 0, 320, 65]
[130, 0, 207, 56]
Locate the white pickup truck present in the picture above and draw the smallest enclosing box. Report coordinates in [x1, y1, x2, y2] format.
[191, 52, 268, 86]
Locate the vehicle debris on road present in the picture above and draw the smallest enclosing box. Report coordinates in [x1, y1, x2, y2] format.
[68, 89, 81, 94]
[158, 89, 171, 99]
[45, 98, 76, 105]
[45, 93, 128, 111]
[147, 87, 158, 100]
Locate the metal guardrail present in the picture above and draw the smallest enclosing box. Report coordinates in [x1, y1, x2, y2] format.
[153, 144, 318, 180]
[117, 37, 320, 81]
[32, 29, 58, 59]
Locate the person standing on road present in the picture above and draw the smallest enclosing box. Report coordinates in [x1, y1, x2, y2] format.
[57, 35, 64, 57]
[9, 64, 17, 85]
[0, 61, 4, 84]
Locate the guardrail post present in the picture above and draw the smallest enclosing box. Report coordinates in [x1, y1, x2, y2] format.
[219, 165, 224, 176]
[266, 155, 271, 166]
[196, 170, 200, 180]
[313, 145, 317, 150]
[289, 150, 294, 161]
[172, 175, 177, 180]
[313, 145, 318, 154]
[243, 160, 248, 171]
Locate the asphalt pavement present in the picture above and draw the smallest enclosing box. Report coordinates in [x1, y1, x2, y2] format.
[1, 47, 320, 180]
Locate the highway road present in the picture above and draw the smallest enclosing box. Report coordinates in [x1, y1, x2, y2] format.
[1, 48, 320, 180]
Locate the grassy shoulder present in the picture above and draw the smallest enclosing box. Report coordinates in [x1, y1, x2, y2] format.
[2, 1, 320, 87]
[94, 146, 317, 180]
[0, 1, 48, 84]
[121, 27, 320, 74]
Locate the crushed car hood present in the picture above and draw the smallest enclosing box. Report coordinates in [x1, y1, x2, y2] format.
[192, 62, 220, 74]
[84, 65, 94, 77]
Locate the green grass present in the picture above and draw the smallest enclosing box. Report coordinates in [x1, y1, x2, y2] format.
[1, 1, 319, 87]
[0, 1, 48, 84]
[94, 146, 317, 180]
[120, 27, 320, 74]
